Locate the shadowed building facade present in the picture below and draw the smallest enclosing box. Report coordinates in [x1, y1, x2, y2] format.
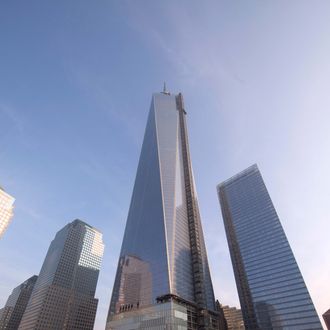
[0, 275, 37, 330]
[217, 164, 322, 329]
[19, 219, 104, 330]
[106, 90, 226, 329]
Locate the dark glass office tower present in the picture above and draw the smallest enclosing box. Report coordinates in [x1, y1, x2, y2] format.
[19, 219, 104, 330]
[106, 90, 223, 329]
[0, 275, 37, 329]
[217, 164, 322, 329]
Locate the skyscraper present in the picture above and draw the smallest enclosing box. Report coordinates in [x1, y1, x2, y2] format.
[217, 164, 322, 329]
[19, 219, 104, 330]
[106, 90, 223, 329]
[0, 186, 15, 238]
[0, 275, 37, 330]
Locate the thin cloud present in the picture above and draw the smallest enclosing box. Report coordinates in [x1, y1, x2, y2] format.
[0, 103, 24, 134]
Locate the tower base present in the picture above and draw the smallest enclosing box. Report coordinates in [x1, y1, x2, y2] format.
[106, 294, 226, 330]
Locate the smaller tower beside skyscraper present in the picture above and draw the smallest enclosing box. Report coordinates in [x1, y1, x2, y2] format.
[217, 164, 322, 329]
[221, 304, 244, 330]
[19, 219, 104, 330]
[0, 275, 37, 330]
[0, 186, 15, 238]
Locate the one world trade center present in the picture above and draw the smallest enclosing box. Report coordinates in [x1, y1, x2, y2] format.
[106, 88, 225, 330]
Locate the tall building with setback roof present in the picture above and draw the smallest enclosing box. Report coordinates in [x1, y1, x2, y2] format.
[19, 219, 104, 330]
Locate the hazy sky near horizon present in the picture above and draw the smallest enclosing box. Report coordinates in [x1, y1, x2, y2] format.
[1, 1, 330, 329]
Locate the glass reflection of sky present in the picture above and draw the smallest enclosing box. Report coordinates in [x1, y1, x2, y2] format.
[78, 227, 104, 271]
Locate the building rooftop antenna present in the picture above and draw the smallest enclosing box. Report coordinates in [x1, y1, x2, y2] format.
[162, 82, 170, 95]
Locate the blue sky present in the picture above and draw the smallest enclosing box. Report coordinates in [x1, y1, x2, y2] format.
[1, 1, 330, 329]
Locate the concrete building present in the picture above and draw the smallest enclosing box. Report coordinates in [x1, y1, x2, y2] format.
[221, 304, 244, 330]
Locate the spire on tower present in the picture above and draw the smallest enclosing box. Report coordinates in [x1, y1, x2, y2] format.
[161, 82, 170, 95]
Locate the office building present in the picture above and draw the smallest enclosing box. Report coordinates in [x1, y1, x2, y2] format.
[221, 304, 244, 330]
[217, 164, 322, 329]
[19, 219, 104, 330]
[215, 301, 228, 330]
[106, 89, 224, 329]
[0, 186, 15, 238]
[0, 275, 37, 329]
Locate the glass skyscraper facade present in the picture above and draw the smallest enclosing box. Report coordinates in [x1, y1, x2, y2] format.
[0, 186, 15, 238]
[19, 219, 104, 330]
[217, 164, 322, 330]
[0, 275, 37, 330]
[107, 91, 223, 329]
